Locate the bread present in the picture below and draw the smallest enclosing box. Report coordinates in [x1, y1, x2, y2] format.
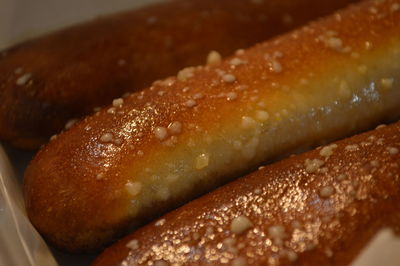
[93, 121, 400, 265]
[24, 0, 400, 252]
[0, 0, 356, 149]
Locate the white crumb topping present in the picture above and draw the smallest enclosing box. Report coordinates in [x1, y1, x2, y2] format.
[96, 173, 104, 180]
[391, 3, 400, 12]
[230, 216, 253, 234]
[184, 99, 197, 107]
[167, 121, 182, 135]
[230, 58, 246, 66]
[125, 181, 142, 196]
[319, 186, 335, 198]
[193, 93, 204, 100]
[107, 107, 116, 114]
[100, 133, 113, 143]
[207, 51, 222, 65]
[235, 49, 245, 55]
[195, 153, 209, 169]
[64, 119, 77, 130]
[177, 67, 194, 81]
[369, 7, 378, 14]
[304, 158, 325, 173]
[112, 98, 124, 107]
[154, 127, 168, 140]
[319, 31, 351, 53]
[16, 73, 32, 86]
[268, 225, 286, 241]
[14, 67, 23, 74]
[270, 60, 282, 73]
[345, 144, 359, 152]
[126, 239, 139, 250]
[222, 74, 236, 83]
[370, 160, 380, 167]
[319, 144, 338, 157]
[255, 110, 269, 121]
[226, 92, 238, 101]
[388, 147, 399, 155]
[364, 41, 373, 50]
[241, 116, 256, 129]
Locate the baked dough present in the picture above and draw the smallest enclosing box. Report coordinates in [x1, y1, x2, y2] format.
[0, 0, 356, 149]
[93, 121, 400, 265]
[24, 0, 400, 251]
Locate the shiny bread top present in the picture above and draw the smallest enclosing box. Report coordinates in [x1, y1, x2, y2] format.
[0, 0, 356, 148]
[94, 121, 400, 265]
[24, 0, 400, 251]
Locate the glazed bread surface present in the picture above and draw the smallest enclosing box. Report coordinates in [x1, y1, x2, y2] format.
[93, 122, 400, 266]
[0, 0, 357, 149]
[24, 0, 400, 251]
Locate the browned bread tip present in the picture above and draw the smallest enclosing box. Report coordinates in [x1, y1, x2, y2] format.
[93, 121, 400, 266]
[24, 0, 400, 252]
[0, 0, 356, 149]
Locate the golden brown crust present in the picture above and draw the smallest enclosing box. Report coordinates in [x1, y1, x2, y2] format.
[0, 0, 356, 149]
[24, 0, 400, 251]
[93, 122, 400, 266]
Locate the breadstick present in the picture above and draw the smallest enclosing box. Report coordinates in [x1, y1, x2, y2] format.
[93, 121, 400, 265]
[24, 0, 400, 251]
[0, 0, 356, 149]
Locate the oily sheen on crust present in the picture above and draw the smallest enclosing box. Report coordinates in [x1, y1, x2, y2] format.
[0, 0, 356, 149]
[24, 0, 400, 251]
[93, 122, 400, 265]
